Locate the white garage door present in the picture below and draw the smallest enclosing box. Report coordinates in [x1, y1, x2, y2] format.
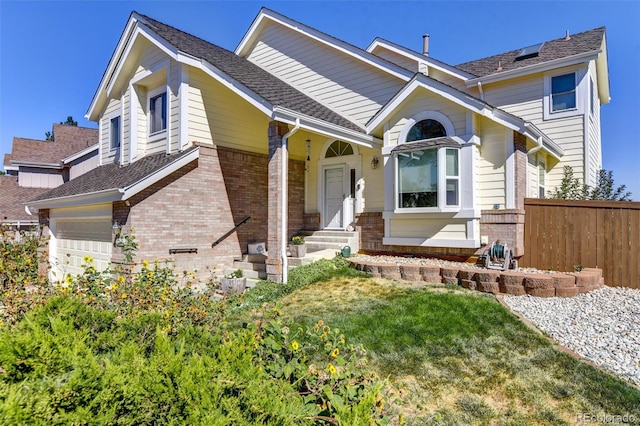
[49, 205, 113, 281]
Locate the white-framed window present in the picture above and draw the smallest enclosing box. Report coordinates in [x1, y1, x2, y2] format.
[543, 67, 586, 120]
[551, 73, 576, 112]
[396, 146, 460, 211]
[148, 87, 167, 136]
[590, 78, 595, 115]
[110, 116, 121, 150]
[538, 159, 546, 198]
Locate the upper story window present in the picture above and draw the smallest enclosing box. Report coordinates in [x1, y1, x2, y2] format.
[110, 116, 121, 150]
[538, 159, 546, 198]
[551, 73, 576, 112]
[149, 90, 167, 135]
[406, 119, 446, 141]
[395, 117, 460, 211]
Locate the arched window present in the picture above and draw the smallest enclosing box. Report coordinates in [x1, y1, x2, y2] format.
[406, 119, 447, 142]
[325, 140, 354, 158]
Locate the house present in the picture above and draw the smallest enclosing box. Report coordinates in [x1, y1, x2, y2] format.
[26, 9, 609, 282]
[1, 124, 98, 228]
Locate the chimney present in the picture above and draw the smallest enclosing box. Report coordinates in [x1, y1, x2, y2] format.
[565, 30, 570, 40]
[422, 34, 430, 56]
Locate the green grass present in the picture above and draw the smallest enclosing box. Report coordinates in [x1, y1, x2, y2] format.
[251, 274, 640, 425]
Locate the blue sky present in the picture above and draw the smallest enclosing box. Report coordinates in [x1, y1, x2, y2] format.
[1, 1, 638, 198]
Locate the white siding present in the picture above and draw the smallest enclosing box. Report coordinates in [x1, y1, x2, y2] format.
[477, 118, 506, 209]
[69, 154, 99, 180]
[388, 218, 467, 240]
[587, 60, 602, 187]
[100, 97, 121, 164]
[428, 68, 470, 93]
[370, 48, 418, 72]
[187, 68, 270, 153]
[18, 169, 64, 188]
[246, 22, 404, 126]
[483, 74, 544, 123]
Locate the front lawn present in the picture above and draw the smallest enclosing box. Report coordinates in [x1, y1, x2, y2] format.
[264, 276, 640, 425]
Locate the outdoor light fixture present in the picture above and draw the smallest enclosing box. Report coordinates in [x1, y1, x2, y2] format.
[371, 155, 379, 169]
[112, 221, 122, 236]
[306, 138, 311, 161]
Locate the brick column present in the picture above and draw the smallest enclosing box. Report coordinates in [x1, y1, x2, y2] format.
[513, 131, 528, 211]
[266, 121, 289, 282]
[37, 209, 50, 278]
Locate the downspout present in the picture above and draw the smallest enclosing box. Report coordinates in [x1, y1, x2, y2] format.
[524, 122, 544, 155]
[281, 118, 300, 284]
[476, 81, 484, 101]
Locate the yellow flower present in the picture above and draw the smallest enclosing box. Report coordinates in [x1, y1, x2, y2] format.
[291, 341, 300, 351]
[117, 275, 125, 284]
[120, 293, 127, 299]
[331, 348, 339, 358]
[142, 260, 149, 269]
[82, 255, 94, 264]
[327, 364, 337, 375]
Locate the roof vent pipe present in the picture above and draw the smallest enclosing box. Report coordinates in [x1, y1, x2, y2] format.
[565, 30, 570, 40]
[422, 34, 430, 56]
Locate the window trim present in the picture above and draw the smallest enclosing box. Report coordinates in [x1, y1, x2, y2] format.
[147, 86, 168, 142]
[543, 67, 586, 120]
[394, 146, 461, 213]
[110, 116, 121, 151]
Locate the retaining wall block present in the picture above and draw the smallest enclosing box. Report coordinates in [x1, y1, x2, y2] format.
[556, 287, 579, 298]
[524, 274, 554, 290]
[458, 269, 477, 281]
[461, 279, 477, 290]
[421, 273, 443, 284]
[575, 272, 599, 287]
[440, 266, 460, 278]
[500, 271, 525, 286]
[501, 284, 527, 296]
[478, 281, 500, 294]
[362, 263, 381, 278]
[553, 274, 576, 289]
[581, 268, 603, 279]
[442, 276, 460, 285]
[526, 287, 556, 297]
[475, 270, 501, 283]
[379, 263, 401, 280]
[400, 264, 421, 281]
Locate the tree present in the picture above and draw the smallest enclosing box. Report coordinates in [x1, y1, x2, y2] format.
[550, 165, 632, 201]
[44, 116, 78, 141]
[61, 116, 78, 126]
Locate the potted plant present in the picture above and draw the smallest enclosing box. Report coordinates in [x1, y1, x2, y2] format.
[220, 269, 246, 295]
[288, 235, 307, 258]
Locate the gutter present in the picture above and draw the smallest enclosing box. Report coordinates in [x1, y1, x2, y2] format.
[281, 118, 300, 284]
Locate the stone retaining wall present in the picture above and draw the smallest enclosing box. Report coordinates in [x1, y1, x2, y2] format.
[346, 258, 604, 298]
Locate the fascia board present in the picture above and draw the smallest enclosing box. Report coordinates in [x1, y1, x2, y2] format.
[86, 15, 139, 121]
[26, 188, 124, 211]
[524, 122, 564, 159]
[595, 37, 610, 104]
[121, 148, 200, 200]
[367, 39, 475, 81]
[236, 10, 412, 81]
[62, 145, 99, 164]
[11, 161, 63, 170]
[465, 50, 601, 87]
[273, 107, 381, 148]
[3, 166, 18, 172]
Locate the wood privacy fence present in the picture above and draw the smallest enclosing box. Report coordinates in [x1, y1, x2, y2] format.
[521, 199, 640, 289]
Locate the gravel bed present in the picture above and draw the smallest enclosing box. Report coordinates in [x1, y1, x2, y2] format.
[355, 253, 558, 274]
[503, 286, 640, 387]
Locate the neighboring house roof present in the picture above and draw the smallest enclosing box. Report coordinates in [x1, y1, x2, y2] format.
[4, 124, 98, 169]
[0, 176, 48, 223]
[455, 27, 606, 78]
[28, 146, 200, 210]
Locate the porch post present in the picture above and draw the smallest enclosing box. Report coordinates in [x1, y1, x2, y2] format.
[513, 131, 528, 256]
[266, 121, 289, 283]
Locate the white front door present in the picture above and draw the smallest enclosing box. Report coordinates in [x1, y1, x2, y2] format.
[324, 166, 344, 229]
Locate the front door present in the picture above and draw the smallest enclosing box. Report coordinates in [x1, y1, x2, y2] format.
[324, 166, 344, 229]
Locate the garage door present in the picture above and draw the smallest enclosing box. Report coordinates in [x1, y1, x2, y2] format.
[49, 205, 113, 281]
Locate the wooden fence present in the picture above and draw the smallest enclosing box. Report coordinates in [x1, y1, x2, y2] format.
[521, 198, 640, 289]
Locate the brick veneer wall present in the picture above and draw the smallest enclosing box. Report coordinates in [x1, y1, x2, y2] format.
[112, 143, 304, 280]
[479, 209, 525, 257]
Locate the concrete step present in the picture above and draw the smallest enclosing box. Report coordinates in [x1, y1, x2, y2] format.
[224, 267, 266, 280]
[303, 236, 352, 243]
[233, 261, 266, 272]
[234, 254, 267, 263]
[306, 241, 346, 251]
[310, 231, 358, 238]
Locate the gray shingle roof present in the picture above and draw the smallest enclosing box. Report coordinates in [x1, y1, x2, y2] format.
[455, 27, 605, 78]
[30, 146, 198, 203]
[0, 176, 49, 222]
[136, 13, 364, 133]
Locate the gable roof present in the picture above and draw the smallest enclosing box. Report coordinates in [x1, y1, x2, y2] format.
[455, 27, 606, 78]
[4, 124, 98, 169]
[0, 176, 49, 223]
[27, 146, 199, 210]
